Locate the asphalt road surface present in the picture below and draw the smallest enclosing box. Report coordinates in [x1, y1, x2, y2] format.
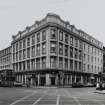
[0, 87, 105, 105]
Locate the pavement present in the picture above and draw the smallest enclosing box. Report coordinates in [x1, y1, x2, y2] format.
[0, 87, 105, 105]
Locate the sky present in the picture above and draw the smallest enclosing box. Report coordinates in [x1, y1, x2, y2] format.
[0, 0, 105, 50]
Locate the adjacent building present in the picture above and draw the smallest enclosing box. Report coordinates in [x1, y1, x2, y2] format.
[0, 46, 12, 71]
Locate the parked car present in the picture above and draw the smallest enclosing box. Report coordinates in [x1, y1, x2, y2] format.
[14, 82, 23, 87]
[72, 82, 84, 88]
[85, 83, 96, 87]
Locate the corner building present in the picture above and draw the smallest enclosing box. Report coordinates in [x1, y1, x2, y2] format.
[11, 13, 103, 86]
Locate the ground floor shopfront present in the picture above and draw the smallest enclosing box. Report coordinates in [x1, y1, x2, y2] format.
[15, 70, 100, 86]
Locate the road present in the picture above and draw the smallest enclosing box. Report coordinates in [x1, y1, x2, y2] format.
[0, 87, 105, 105]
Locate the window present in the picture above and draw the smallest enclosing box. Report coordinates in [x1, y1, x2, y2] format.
[74, 49, 78, 59]
[42, 30, 46, 41]
[27, 37, 30, 46]
[42, 57, 46, 68]
[59, 57, 63, 68]
[70, 36, 73, 45]
[42, 43, 46, 54]
[88, 55, 90, 62]
[32, 35, 35, 45]
[27, 60, 30, 70]
[59, 43, 63, 55]
[13, 53, 15, 62]
[74, 61, 78, 70]
[50, 29, 56, 39]
[23, 61, 25, 70]
[19, 51, 22, 60]
[79, 62, 82, 70]
[36, 44, 40, 56]
[31, 59, 35, 70]
[31, 46, 35, 57]
[37, 33, 40, 43]
[70, 47, 73, 58]
[23, 39, 26, 48]
[79, 40, 82, 49]
[65, 34, 68, 44]
[75, 38, 78, 47]
[79, 51, 82, 60]
[50, 42, 56, 53]
[13, 45, 15, 53]
[27, 48, 30, 58]
[16, 52, 18, 61]
[65, 45, 68, 56]
[16, 43, 18, 51]
[50, 57, 56, 68]
[59, 31, 63, 41]
[65, 59, 68, 69]
[19, 41, 22, 50]
[70, 60, 73, 70]
[36, 58, 40, 69]
[23, 49, 26, 59]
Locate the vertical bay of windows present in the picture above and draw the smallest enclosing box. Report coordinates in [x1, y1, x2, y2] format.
[42, 43, 46, 55]
[79, 50, 82, 60]
[59, 31, 63, 41]
[42, 30, 46, 41]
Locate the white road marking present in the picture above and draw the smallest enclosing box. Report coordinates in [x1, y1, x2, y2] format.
[32, 89, 49, 105]
[56, 95, 60, 105]
[65, 90, 82, 105]
[10, 91, 37, 105]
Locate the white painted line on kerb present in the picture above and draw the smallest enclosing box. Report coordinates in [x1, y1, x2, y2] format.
[32, 89, 49, 105]
[10, 91, 37, 105]
[65, 90, 82, 105]
[56, 95, 60, 105]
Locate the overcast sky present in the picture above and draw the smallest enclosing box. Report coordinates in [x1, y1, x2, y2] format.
[0, 0, 105, 50]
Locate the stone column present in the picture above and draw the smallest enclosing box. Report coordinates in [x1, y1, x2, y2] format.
[46, 74, 50, 86]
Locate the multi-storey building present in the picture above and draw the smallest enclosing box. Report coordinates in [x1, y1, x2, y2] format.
[0, 46, 12, 71]
[11, 13, 103, 86]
